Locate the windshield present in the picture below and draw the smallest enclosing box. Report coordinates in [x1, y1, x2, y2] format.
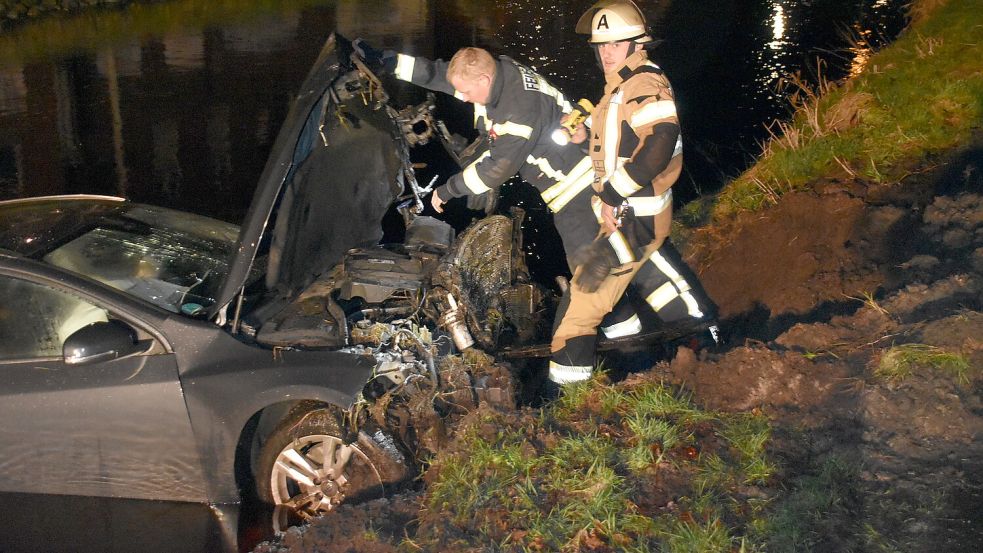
[43, 205, 241, 315]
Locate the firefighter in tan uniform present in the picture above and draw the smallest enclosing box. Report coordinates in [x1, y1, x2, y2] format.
[546, 0, 718, 395]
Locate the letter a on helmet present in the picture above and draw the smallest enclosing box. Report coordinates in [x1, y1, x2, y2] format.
[576, 0, 654, 44]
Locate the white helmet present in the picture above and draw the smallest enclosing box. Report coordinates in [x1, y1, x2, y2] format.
[576, 0, 653, 45]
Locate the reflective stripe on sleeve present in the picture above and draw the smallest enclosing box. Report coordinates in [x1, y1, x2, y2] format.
[627, 189, 672, 216]
[492, 121, 533, 139]
[629, 100, 677, 128]
[548, 360, 593, 384]
[540, 156, 594, 212]
[608, 230, 635, 264]
[547, 168, 594, 213]
[608, 165, 643, 198]
[461, 151, 493, 194]
[394, 54, 415, 82]
[473, 104, 490, 130]
[541, 156, 592, 203]
[527, 155, 565, 182]
[602, 91, 624, 177]
[602, 314, 642, 338]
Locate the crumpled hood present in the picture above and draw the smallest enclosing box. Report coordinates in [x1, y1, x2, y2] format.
[211, 34, 404, 319]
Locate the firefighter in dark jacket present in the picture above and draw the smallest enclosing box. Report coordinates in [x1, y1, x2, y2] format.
[546, 0, 719, 393]
[353, 42, 600, 280]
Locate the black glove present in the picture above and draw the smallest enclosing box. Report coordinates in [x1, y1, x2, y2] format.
[572, 237, 621, 293]
[466, 190, 497, 214]
[353, 38, 397, 76]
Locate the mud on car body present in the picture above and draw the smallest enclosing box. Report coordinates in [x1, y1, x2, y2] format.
[0, 34, 710, 525]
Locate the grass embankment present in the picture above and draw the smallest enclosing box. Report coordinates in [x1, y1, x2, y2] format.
[411, 377, 774, 552]
[709, 0, 983, 221]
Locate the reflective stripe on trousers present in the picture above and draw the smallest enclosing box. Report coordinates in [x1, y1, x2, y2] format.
[551, 241, 716, 366]
[631, 241, 716, 324]
[600, 292, 641, 338]
[548, 334, 596, 384]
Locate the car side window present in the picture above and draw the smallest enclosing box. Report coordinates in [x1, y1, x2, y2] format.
[0, 275, 109, 360]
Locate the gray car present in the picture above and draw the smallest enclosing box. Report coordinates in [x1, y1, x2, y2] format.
[0, 35, 431, 519]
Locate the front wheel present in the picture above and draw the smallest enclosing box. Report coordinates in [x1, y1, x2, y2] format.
[255, 407, 410, 525]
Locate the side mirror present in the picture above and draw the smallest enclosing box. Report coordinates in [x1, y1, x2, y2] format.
[63, 320, 142, 365]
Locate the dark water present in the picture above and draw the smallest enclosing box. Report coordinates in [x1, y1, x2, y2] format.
[0, 0, 908, 551]
[0, 0, 908, 219]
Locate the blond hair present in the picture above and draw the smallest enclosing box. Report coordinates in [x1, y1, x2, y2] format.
[447, 47, 496, 82]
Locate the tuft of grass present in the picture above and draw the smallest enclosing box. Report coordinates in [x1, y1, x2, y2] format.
[664, 517, 734, 553]
[549, 377, 602, 419]
[693, 453, 732, 497]
[628, 381, 717, 424]
[875, 343, 972, 384]
[361, 524, 380, 543]
[720, 413, 776, 485]
[907, 0, 949, 25]
[845, 290, 890, 316]
[624, 414, 682, 471]
[862, 522, 904, 553]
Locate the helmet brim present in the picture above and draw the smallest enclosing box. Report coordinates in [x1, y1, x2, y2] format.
[586, 32, 654, 45]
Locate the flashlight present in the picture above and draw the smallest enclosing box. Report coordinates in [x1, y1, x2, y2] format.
[551, 98, 594, 145]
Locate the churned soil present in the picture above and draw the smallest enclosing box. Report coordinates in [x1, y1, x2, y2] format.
[254, 140, 983, 552]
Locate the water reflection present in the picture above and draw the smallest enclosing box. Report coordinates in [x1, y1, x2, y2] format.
[0, 0, 908, 220]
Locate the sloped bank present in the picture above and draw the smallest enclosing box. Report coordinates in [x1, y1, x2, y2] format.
[671, 170, 983, 549]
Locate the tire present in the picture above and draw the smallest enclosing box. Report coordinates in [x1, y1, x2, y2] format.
[255, 406, 411, 526]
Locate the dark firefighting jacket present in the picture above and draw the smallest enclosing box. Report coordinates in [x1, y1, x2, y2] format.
[393, 53, 598, 262]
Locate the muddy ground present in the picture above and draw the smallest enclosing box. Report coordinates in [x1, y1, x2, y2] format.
[253, 139, 983, 552]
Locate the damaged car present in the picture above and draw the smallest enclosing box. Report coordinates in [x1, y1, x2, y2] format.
[0, 34, 711, 524]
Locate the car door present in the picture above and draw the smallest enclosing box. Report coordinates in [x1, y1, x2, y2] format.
[0, 273, 208, 502]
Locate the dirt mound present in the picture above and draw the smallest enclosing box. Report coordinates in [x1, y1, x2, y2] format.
[654, 273, 983, 550]
[690, 189, 891, 318]
[658, 181, 983, 551]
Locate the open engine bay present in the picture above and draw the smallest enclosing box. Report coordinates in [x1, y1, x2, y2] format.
[231, 56, 557, 465]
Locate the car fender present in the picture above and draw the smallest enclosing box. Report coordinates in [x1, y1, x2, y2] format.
[162, 317, 375, 502]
